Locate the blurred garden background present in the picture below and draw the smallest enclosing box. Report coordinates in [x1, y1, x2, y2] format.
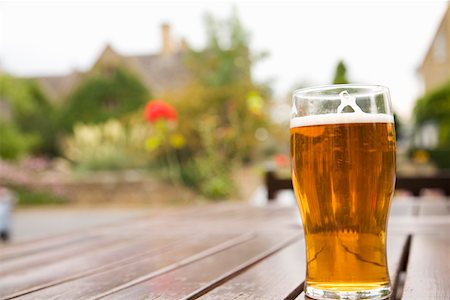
[0, 1, 449, 241]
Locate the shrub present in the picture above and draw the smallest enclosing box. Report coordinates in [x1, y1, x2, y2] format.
[414, 80, 450, 147]
[60, 67, 150, 133]
[9, 185, 67, 206]
[429, 148, 450, 169]
[62, 118, 151, 171]
[179, 156, 233, 199]
[408, 147, 450, 170]
[0, 121, 38, 160]
[0, 75, 57, 158]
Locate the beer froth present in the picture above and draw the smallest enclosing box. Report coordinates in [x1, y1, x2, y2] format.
[290, 113, 394, 128]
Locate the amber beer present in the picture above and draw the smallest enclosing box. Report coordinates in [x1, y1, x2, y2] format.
[290, 114, 396, 297]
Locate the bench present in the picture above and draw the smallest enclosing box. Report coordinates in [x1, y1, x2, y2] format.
[266, 170, 450, 200]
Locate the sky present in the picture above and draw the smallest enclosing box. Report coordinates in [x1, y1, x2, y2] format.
[0, 1, 448, 121]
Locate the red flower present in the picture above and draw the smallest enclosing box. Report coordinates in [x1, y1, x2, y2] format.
[274, 154, 289, 167]
[144, 100, 177, 123]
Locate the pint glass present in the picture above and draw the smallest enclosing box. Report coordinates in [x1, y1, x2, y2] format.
[290, 85, 396, 299]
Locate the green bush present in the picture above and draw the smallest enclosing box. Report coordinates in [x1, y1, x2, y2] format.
[0, 75, 57, 158]
[9, 185, 67, 206]
[0, 121, 38, 160]
[60, 67, 150, 133]
[429, 148, 450, 169]
[200, 175, 233, 199]
[414, 80, 450, 147]
[14, 82, 59, 155]
[62, 118, 151, 171]
[408, 147, 450, 170]
[179, 157, 233, 199]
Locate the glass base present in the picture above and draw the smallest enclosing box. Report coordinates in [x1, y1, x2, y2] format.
[305, 285, 391, 300]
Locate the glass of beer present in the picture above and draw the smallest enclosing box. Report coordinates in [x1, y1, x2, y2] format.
[290, 85, 396, 299]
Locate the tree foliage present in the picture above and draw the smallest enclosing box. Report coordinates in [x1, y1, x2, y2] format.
[186, 11, 253, 87]
[178, 10, 271, 162]
[414, 80, 450, 147]
[161, 10, 272, 197]
[0, 75, 56, 159]
[60, 67, 150, 132]
[0, 121, 38, 160]
[332, 60, 349, 84]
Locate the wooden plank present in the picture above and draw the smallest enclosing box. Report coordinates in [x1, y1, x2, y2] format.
[293, 235, 409, 300]
[0, 203, 286, 298]
[388, 199, 450, 235]
[92, 232, 299, 299]
[0, 203, 244, 260]
[389, 198, 418, 217]
[195, 238, 306, 300]
[388, 217, 450, 235]
[4, 233, 251, 300]
[0, 239, 173, 299]
[0, 217, 164, 261]
[0, 233, 207, 299]
[0, 220, 186, 262]
[162, 202, 269, 222]
[0, 234, 105, 261]
[0, 235, 124, 276]
[401, 235, 450, 300]
[177, 205, 294, 228]
[417, 199, 450, 216]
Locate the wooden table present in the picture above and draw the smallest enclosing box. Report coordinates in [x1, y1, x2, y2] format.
[0, 198, 449, 300]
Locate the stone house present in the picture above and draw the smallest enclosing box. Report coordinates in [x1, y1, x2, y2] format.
[32, 23, 190, 104]
[418, 4, 450, 92]
[414, 4, 450, 149]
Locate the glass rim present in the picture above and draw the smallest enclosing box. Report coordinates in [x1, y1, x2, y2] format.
[293, 84, 389, 99]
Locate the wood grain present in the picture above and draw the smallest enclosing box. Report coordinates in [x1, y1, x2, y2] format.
[389, 199, 419, 217]
[196, 238, 306, 300]
[417, 199, 450, 216]
[0, 235, 191, 299]
[95, 232, 298, 299]
[0, 202, 247, 261]
[11, 233, 246, 300]
[401, 235, 450, 300]
[388, 217, 450, 235]
[1, 201, 448, 300]
[0, 203, 290, 299]
[0, 235, 125, 276]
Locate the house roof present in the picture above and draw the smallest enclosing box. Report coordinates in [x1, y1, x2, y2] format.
[32, 71, 85, 104]
[123, 51, 190, 94]
[30, 45, 190, 104]
[419, 4, 449, 70]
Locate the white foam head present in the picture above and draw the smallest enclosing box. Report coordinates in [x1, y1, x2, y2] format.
[290, 113, 394, 128]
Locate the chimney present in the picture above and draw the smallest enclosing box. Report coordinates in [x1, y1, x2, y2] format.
[178, 38, 188, 52]
[161, 23, 172, 56]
